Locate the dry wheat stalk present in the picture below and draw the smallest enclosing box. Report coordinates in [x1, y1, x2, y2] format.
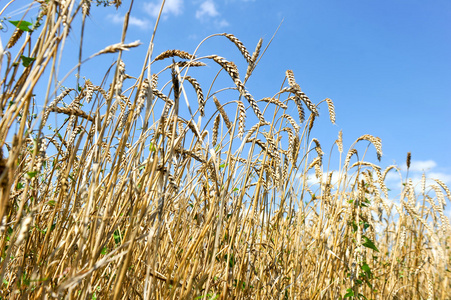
[292, 134, 300, 165]
[94, 40, 141, 56]
[308, 114, 315, 134]
[237, 101, 246, 139]
[7, 28, 24, 49]
[281, 127, 295, 162]
[84, 79, 94, 103]
[223, 33, 252, 64]
[307, 157, 322, 172]
[208, 55, 266, 124]
[135, 78, 149, 120]
[259, 97, 288, 110]
[311, 138, 324, 158]
[356, 134, 382, 161]
[343, 149, 358, 170]
[336, 130, 343, 154]
[293, 97, 306, 124]
[50, 106, 94, 122]
[152, 88, 173, 105]
[325, 98, 336, 124]
[285, 71, 319, 117]
[184, 76, 205, 117]
[246, 137, 267, 152]
[118, 109, 130, 132]
[213, 96, 232, 130]
[285, 70, 296, 87]
[153, 49, 195, 62]
[314, 163, 322, 180]
[151, 74, 158, 90]
[250, 38, 263, 65]
[281, 114, 300, 133]
[244, 38, 263, 82]
[177, 61, 206, 68]
[433, 178, 451, 201]
[382, 165, 398, 182]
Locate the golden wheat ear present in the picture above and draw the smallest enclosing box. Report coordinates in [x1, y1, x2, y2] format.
[184, 76, 205, 117]
[222, 33, 252, 64]
[153, 49, 195, 62]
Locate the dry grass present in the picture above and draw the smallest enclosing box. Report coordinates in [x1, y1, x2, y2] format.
[0, 1, 450, 299]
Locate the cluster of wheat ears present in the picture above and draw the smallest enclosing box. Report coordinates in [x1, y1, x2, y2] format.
[0, 1, 449, 299]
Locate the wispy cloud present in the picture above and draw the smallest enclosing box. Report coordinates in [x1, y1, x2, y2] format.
[195, 0, 219, 19]
[108, 14, 149, 28]
[215, 19, 230, 28]
[403, 160, 437, 172]
[144, 0, 183, 19]
[195, 0, 229, 28]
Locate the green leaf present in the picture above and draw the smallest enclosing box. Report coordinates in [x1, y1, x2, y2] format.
[9, 20, 33, 31]
[27, 171, 38, 178]
[47, 200, 55, 206]
[20, 55, 36, 67]
[113, 229, 122, 245]
[17, 182, 24, 190]
[358, 293, 368, 300]
[361, 262, 373, 277]
[362, 235, 380, 252]
[344, 288, 354, 298]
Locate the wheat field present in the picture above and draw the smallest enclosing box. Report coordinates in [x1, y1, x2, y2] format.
[0, 1, 450, 299]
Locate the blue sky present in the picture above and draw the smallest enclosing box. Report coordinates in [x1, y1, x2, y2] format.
[2, 0, 450, 191]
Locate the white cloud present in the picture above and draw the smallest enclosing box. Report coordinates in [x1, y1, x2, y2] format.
[429, 172, 451, 185]
[144, 0, 183, 18]
[406, 160, 437, 172]
[109, 14, 124, 24]
[108, 14, 149, 28]
[196, 0, 219, 19]
[129, 16, 150, 27]
[215, 19, 230, 28]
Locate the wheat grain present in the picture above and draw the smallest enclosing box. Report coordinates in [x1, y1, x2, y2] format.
[152, 88, 173, 105]
[325, 98, 336, 124]
[223, 33, 252, 64]
[433, 178, 451, 201]
[293, 97, 306, 124]
[237, 101, 246, 139]
[94, 40, 141, 56]
[153, 49, 195, 62]
[213, 96, 232, 130]
[281, 114, 300, 133]
[244, 38, 263, 82]
[84, 79, 94, 103]
[81, 0, 91, 16]
[292, 135, 300, 165]
[308, 114, 315, 134]
[343, 149, 358, 170]
[356, 134, 383, 161]
[50, 106, 94, 122]
[259, 97, 288, 110]
[135, 78, 149, 120]
[336, 130, 343, 154]
[184, 76, 205, 117]
[7, 28, 24, 49]
[307, 157, 322, 172]
[285, 70, 296, 87]
[311, 138, 323, 158]
[208, 55, 266, 124]
[282, 127, 294, 162]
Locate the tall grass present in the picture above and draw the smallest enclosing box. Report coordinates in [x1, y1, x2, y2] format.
[0, 1, 449, 299]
